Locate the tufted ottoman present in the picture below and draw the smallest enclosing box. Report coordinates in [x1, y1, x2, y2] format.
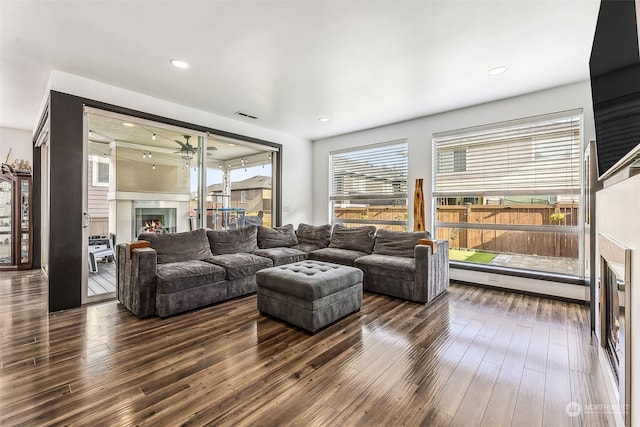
[256, 260, 363, 333]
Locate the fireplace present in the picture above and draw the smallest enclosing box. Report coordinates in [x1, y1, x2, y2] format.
[599, 233, 631, 424]
[134, 207, 177, 237]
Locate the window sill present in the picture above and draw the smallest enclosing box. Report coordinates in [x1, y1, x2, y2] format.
[450, 261, 585, 286]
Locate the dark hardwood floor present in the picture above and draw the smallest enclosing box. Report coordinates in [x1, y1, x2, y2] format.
[0, 270, 616, 426]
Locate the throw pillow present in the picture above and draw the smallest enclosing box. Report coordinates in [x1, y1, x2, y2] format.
[373, 228, 430, 258]
[138, 228, 214, 264]
[296, 223, 331, 248]
[207, 226, 258, 255]
[328, 224, 376, 254]
[257, 224, 298, 249]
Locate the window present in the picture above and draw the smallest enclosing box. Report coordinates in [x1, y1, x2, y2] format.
[92, 157, 109, 187]
[438, 148, 467, 173]
[240, 191, 246, 204]
[433, 111, 583, 277]
[330, 140, 408, 231]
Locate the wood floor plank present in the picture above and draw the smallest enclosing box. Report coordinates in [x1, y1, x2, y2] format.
[450, 359, 500, 426]
[511, 367, 546, 426]
[543, 342, 572, 427]
[0, 271, 621, 426]
[480, 383, 518, 426]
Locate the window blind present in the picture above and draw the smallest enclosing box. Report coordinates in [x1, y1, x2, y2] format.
[433, 112, 582, 197]
[330, 140, 408, 201]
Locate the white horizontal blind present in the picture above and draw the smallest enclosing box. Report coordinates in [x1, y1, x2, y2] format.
[434, 112, 582, 197]
[330, 140, 408, 201]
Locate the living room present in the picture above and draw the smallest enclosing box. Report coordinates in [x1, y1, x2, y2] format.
[2, 1, 640, 426]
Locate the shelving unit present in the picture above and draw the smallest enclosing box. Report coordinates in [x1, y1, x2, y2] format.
[0, 164, 32, 270]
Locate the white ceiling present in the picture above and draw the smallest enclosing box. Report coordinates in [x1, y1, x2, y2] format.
[0, 1, 601, 141]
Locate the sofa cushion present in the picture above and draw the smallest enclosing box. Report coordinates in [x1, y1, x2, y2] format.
[328, 224, 376, 254]
[296, 223, 331, 248]
[252, 247, 308, 266]
[208, 253, 273, 280]
[309, 247, 369, 267]
[207, 226, 258, 255]
[354, 254, 416, 282]
[373, 229, 430, 258]
[139, 229, 214, 265]
[155, 260, 227, 294]
[257, 224, 298, 249]
[291, 242, 326, 254]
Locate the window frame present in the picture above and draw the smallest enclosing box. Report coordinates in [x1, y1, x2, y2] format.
[92, 156, 109, 187]
[329, 139, 408, 230]
[432, 110, 585, 278]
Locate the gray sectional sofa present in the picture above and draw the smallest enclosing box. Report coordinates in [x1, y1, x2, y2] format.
[116, 223, 449, 318]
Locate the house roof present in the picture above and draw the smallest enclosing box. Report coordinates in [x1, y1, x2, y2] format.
[207, 175, 272, 193]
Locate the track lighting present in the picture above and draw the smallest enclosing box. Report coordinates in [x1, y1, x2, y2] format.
[152, 164, 156, 170]
[143, 153, 147, 159]
[152, 133, 157, 141]
[148, 152, 152, 158]
[89, 130, 93, 137]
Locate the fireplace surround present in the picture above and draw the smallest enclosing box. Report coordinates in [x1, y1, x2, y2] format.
[599, 232, 631, 425]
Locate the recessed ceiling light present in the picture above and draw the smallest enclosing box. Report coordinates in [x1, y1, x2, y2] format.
[488, 66, 508, 76]
[170, 58, 190, 69]
[122, 122, 135, 127]
[319, 117, 330, 122]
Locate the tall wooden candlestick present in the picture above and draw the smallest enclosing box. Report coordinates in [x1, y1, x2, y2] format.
[413, 178, 425, 231]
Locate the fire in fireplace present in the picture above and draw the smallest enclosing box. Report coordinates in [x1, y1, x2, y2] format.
[134, 207, 177, 238]
[140, 216, 166, 234]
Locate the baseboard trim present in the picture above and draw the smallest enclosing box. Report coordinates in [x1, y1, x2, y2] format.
[451, 267, 589, 302]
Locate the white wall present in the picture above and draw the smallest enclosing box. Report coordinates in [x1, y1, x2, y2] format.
[312, 80, 595, 299]
[0, 126, 33, 166]
[596, 173, 640, 426]
[40, 70, 314, 226]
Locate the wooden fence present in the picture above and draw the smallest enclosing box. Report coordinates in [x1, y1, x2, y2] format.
[335, 204, 580, 258]
[334, 206, 408, 232]
[437, 204, 579, 258]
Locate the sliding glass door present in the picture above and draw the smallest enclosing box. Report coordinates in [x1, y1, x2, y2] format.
[82, 108, 278, 303]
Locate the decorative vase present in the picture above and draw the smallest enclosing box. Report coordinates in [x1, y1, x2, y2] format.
[413, 178, 425, 231]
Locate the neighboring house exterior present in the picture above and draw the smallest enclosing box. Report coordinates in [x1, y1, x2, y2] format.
[435, 120, 581, 205]
[87, 155, 109, 236]
[206, 175, 272, 213]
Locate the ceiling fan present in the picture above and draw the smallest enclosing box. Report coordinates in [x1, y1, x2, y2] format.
[174, 135, 217, 159]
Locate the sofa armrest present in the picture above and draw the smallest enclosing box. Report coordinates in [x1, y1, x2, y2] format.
[116, 243, 157, 317]
[415, 240, 450, 304]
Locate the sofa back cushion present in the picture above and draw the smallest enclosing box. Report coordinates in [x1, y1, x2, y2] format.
[257, 224, 298, 249]
[296, 223, 331, 248]
[207, 226, 258, 255]
[138, 228, 214, 264]
[373, 229, 430, 258]
[329, 224, 376, 254]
